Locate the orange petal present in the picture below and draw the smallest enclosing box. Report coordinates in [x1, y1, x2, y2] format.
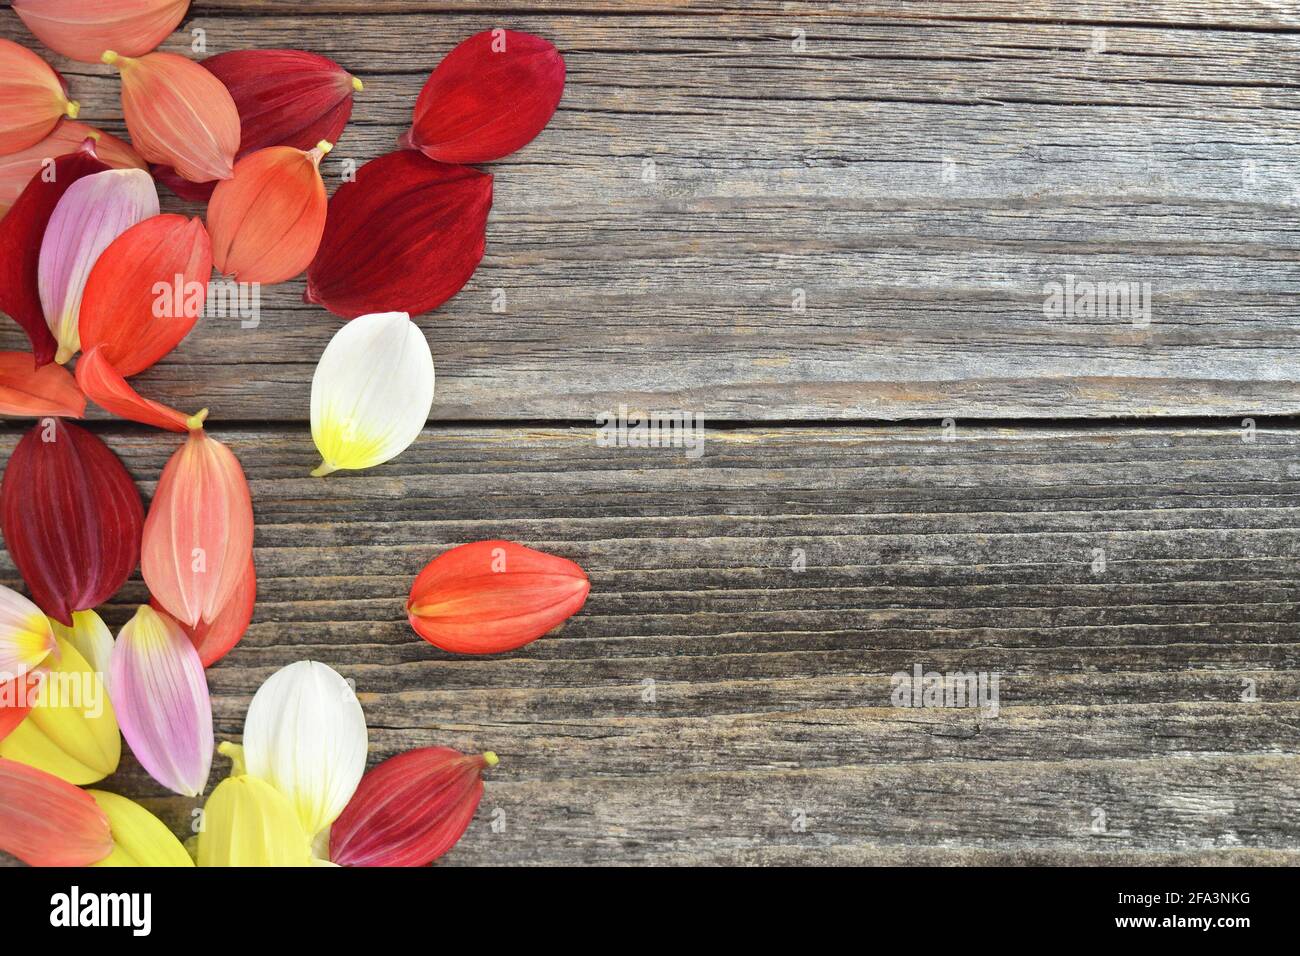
[104, 50, 239, 183]
[0, 756, 113, 866]
[407, 540, 590, 655]
[209, 143, 329, 285]
[142, 429, 254, 627]
[152, 555, 255, 667]
[13, 0, 190, 64]
[0, 121, 144, 223]
[75, 345, 198, 432]
[0, 350, 85, 417]
[0, 39, 78, 157]
[78, 214, 212, 376]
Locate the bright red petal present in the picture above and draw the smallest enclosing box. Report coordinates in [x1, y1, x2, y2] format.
[404, 30, 564, 164]
[78, 215, 212, 377]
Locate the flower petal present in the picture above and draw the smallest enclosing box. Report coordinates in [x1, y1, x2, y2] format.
[304, 150, 491, 319]
[0, 670, 43, 744]
[196, 771, 313, 867]
[0, 139, 109, 365]
[0, 121, 144, 224]
[242, 660, 367, 841]
[407, 540, 591, 654]
[152, 554, 254, 667]
[0, 38, 78, 157]
[0, 634, 120, 785]
[49, 609, 113, 687]
[310, 311, 434, 475]
[331, 748, 495, 867]
[0, 757, 113, 866]
[77, 214, 212, 376]
[0, 417, 145, 626]
[104, 50, 240, 184]
[0, 583, 55, 679]
[87, 789, 194, 866]
[209, 144, 329, 285]
[153, 48, 359, 202]
[13, 0, 191, 64]
[38, 167, 159, 364]
[75, 345, 200, 432]
[403, 30, 564, 164]
[109, 604, 212, 797]
[0, 351, 85, 417]
[141, 428, 254, 627]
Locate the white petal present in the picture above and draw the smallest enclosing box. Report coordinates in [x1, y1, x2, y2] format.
[241, 660, 367, 840]
[309, 311, 434, 475]
[0, 584, 55, 680]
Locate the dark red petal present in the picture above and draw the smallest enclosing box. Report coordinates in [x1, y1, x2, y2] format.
[305, 150, 492, 319]
[151, 555, 255, 667]
[151, 162, 215, 203]
[0, 418, 145, 626]
[0, 140, 109, 366]
[405, 30, 564, 164]
[330, 748, 492, 867]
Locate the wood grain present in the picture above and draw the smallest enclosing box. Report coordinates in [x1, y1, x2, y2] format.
[2, 6, 1299, 419]
[1, 423, 1296, 865]
[0, 1, 1295, 867]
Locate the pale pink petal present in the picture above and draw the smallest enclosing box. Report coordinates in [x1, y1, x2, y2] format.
[37, 167, 158, 363]
[109, 604, 212, 796]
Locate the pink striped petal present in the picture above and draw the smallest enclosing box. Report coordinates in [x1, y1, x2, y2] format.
[109, 604, 212, 796]
[37, 167, 158, 364]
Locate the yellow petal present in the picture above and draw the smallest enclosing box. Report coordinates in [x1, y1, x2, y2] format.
[196, 774, 313, 867]
[49, 609, 114, 683]
[0, 636, 120, 784]
[87, 790, 193, 867]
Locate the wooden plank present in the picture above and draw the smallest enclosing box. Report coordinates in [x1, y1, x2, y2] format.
[11, 2, 1290, 31]
[2, 12, 1299, 420]
[0, 422, 1296, 864]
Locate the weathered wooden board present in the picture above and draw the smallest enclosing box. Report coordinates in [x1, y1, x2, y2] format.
[0, 423, 1296, 865]
[2, 5, 1299, 419]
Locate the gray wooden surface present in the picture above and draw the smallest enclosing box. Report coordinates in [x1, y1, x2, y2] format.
[0, 1, 1297, 865]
